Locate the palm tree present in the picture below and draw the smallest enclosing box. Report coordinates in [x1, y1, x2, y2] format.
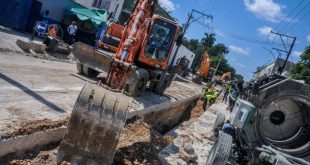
[201, 33, 216, 50]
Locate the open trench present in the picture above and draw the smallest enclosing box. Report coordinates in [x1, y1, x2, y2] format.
[0, 98, 206, 165]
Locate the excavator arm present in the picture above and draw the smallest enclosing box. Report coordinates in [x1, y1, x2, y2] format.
[107, 0, 156, 89]
[57, 1, 161, 164]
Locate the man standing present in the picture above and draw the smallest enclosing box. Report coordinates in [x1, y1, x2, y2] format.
[95, 24, 107, 48]
[222, 84, 230, 103]
[67, 21, 78, 45]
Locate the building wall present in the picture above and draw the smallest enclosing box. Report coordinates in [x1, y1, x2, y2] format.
[169, 44, 195, 69]
[108, 0, 124, 20]
[254, 58, 295, 80]
[40, 0, 83, 22]
[74, 0, 124, 21]
[73, 0, 93, 8]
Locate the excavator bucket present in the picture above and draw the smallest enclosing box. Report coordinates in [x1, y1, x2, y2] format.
[74, 42, 114, 73]
[57, 83, 131, 165]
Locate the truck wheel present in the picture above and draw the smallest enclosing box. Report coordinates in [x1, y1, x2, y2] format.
[154, 73, 173, 95]
[77, 62, 83, 74]
[127, 69, 149, 96]
[192, 75, 203, 84]
[82, 65, 98, 77]
[212, 113, 226, 133]
[206, 132, 232, 165]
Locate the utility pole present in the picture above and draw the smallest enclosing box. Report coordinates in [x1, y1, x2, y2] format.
[270, 31, 297, 75]
[211, 56, 222, 81]
[169, 9, 213, 70]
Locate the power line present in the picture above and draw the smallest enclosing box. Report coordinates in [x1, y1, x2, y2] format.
[278, 1, 310, 32]
[196, 20, 289, 47]
[286, 9, 310, 33]
[273, 0, 305, 31]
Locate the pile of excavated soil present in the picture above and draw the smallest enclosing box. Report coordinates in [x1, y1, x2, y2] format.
[190, 100, 205, 119]
[113, 119, 169, 164]
[0, 142, 60, 165]
[0, 120, 169, 165]
[0, 118, 69, 139]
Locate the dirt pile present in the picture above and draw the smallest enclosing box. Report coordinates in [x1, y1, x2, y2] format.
[0, 142, 60, 165]
[1, 118, 69, 139]
[190, 100, 204, 119]
[0, 120, 169, 165]
[113, 120, 169, 165]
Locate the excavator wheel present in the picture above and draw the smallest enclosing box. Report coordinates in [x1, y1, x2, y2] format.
[153, 72, 173, 95]
[57, 83, 131, 165]
[82, 65, 98, 77]
[127, 69, 149, 96]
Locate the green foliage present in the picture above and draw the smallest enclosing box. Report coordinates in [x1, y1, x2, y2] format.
[291, 46, 310, 84]
[234, 73, 244, 82]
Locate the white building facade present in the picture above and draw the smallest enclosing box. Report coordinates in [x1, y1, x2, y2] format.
[169, 44, 196, 69]
[74, 0, 124, 20]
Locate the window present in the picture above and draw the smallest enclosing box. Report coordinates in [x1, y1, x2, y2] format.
[92, 0, 98, 7]
[144, 19, 177, 61]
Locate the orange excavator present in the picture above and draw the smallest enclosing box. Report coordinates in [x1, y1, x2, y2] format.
[57, 0, 180, 164]
[192, 51, 211, 84]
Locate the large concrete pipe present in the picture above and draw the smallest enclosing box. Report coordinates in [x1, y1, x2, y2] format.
[253, 79, 310, 157]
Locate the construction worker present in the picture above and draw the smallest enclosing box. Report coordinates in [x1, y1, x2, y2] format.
[95, 24, 107, 48]
[222, 84, 230, 103]
[67, 21, 78, 45]
[202, 88, 220, 111]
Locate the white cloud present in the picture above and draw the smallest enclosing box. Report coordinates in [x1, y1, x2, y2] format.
[158, 0, 177, 12]
[215, 31, 225, 37]
[257, 26, 273, 36]
[307, 35, 310, 42]
[244, 0, 285, 22]
[236, 63, 246, 68]
[229, 45, 251, 56]
[292, 51, 302, 57]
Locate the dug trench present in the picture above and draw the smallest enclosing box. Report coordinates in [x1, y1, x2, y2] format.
[0, 100, 206, 165]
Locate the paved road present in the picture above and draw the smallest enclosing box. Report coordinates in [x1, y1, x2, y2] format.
[0, 51, 86, 135]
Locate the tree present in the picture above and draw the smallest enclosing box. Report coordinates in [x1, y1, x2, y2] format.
[182, 34, 241, 80]
[234, 73, 244, 82]
[208, 43, 229, 57]
[291, 46, 310, 84]
[201, 33, 216, 50]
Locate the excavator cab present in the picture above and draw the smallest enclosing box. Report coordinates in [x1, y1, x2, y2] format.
[141, 17, 178, 70]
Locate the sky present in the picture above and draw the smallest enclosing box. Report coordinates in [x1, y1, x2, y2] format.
[158, 0, 310, 80]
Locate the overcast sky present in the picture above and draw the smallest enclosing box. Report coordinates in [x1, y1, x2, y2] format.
[158, 0, 310, 80]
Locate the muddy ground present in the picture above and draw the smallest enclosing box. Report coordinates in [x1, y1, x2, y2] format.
[0, 100, 206, 165]
[0, 120, 167, 165]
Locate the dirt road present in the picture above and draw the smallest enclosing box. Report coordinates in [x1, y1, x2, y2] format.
[0, 51, 88, 135]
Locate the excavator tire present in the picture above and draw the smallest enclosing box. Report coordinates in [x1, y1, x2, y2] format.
[154, 72, 172, 95]
[82, 65, 98, 77]
[127, 69, 149, 96]
[57, 83, 131, 165]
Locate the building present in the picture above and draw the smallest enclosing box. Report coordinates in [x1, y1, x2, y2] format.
[169, 44, 195, 69]
[40, 0, 85, 23]
[254, 58, 295, 80]
[74, 0, 124, 22]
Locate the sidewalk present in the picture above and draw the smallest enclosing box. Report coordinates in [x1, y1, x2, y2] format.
[158, 101, 229, 164]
